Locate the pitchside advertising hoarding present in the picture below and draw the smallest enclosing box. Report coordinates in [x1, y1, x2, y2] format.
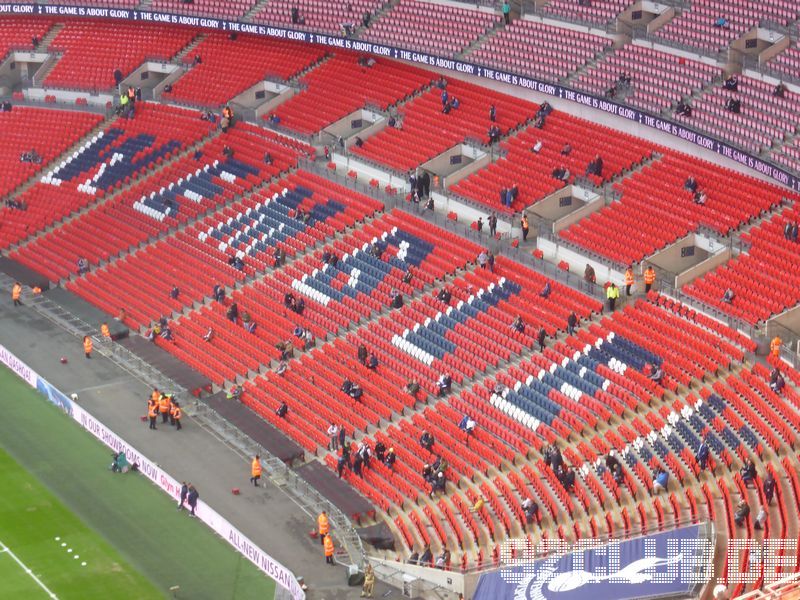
[0, 343, 306, 600]
[1, 3, 798, 192]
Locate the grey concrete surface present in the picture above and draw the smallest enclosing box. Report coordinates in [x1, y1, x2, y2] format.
[0, 301, 402, 600]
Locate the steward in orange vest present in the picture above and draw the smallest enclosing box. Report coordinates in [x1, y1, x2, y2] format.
[101, 322, 111, 339]
[159, 394, 171, 424]
[12, 282, 22, 306]
[148, 400, 158, 430]
[250, 455, 262, 487]
[770, 336, 782, 359]
[644, 266, 656, 293]
[323, 534, 335, 564]
[317, 511, 330, 546]
[170, 401, 182, 431]
[83, 336, 93, 358]
[624, 266, 634, 297]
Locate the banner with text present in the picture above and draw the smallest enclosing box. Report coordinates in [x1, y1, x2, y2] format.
[1, 2, 798, 192]
[0, 342, 305, 600]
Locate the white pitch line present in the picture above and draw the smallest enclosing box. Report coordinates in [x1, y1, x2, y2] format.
[0, 539, 59, 599]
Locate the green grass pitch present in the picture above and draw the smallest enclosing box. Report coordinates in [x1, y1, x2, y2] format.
[0, 365, 277, 600]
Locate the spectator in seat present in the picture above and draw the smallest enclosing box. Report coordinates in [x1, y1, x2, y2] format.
[561, 143, 572, 156]
[478, 250, 488, 269]
[763, 472, 776, 505]
[723, 75, 738, 91]
[422, 463, 434, 483]
[160, 325, 173, 341]
[652, 467, 669, 494]
[203, 327, 214, 342]
[725, 98, 741, 114]
[532, 140, 543, 153]
[374, 441, 386, 463]
[489, 104, 496, 122]
[357, 343, 368, 364]
[384, 447, 396, 469]
[684, 176, 698, 193]
[511, 315, 525, 334]
[245, 320, 257, 334]
[722, 288, 735, 304]
[585, 154, 604, 177]
[291, 6, 299, 24]
[435, 548, 450, 570]
[419, 545, 433, 566]
[754, 505, 767, 530]
[213, 284, 225, 302]
[522, 497, 539, 525]
[341, 378, 353, 396]
[276, 401, 288, 418]
[539, 281, 551, 299]
[450, 97, 460, 110]
[784, 221, 793, 240]
[714, 16, 729, 29]
[366, 353, 378, 370]
[741, 458, 756, 486]
[442, 102, 452, 115]
[648, 364, 664, 385]
[437, 288, 452, 304]
[430, 473, 447, 497]
[792, 222, 799, 243]
[405, 379, 420, 396]
[567, 311, 577, 335]
[556, 464, 575, 492]
[390, 290, 403, 309]
[170, 285, 179, 300]
[276, 340, 294, 361]
[774, 83, 787, 98]
[612, 463, 625, 485]
[76, 257, 89, 275]
[537, 326, 547, 351]
[769, 368, 785, 394]
[420, 430, 434, 452]
[676, 100, 692, 117]
[275, 360, 288, 376]
[437, 373, 452, 395]
[459, 414, 476, 439]
[693, 190, 708, 206]
[552, 166, 570, 182]
[441, 89, 448, 107]
[734, 499, 750, 526]
[695, 436, 710, 471]
[605, 453, 620, 473]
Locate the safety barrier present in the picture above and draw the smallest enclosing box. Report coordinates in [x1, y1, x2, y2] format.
[0, 341, 306, 600]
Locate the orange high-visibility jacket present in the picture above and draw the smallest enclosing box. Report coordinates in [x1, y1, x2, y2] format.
[324, 535, 334, 557]
[251, 458, 262, 478]
[83, 338, 93, 354]
[12, 284, 22, 300]
[318, 513, 329, 535]
[624, 269, 634, 285]
[644, 268, 656, 285]
[159, 395, 171, 413]
[101, 323, 111, 338]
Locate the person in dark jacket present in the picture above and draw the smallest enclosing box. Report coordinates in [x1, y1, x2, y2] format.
[187, 484, 199, 517]
[763, 472, 776, 505]
[537, 327, 547, 351]
[567, 312, 577, 335]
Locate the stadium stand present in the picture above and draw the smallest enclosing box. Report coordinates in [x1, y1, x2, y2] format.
[12, 123, 298, 282]
[268, 54, 431, 134]
[684, 205, 800, 324]
[351, 79, 536, 172]
[162, 33, 327, 107]
[559, 151, 794, 265]
[763, 44, 800, 83]
[653, 0, 799, 55]
[44, 22, 197, 90]
[449, 111, 653, 214]
[541, 0, 635, 26]
[0, 107, 102, 235]
[573, 45, 722, 113]
[151, 0, 254, 19]
[677, 74, 800, 153]
[0, 17, 55, 59]
[468, 20, 612, 83]
[252, 0, 386, 36]
[361, 0, 501, 57]
[5, 6, 800, 589]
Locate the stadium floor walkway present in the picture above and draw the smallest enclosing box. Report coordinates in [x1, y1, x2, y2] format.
[0, 301, 403, 600]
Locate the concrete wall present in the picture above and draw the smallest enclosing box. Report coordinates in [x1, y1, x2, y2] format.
[420, 144, 489, 186]
[675, 246, 730, 288]
[767, 305, 800, 342]
[324, 109, 386, 149]
[120, 61, 178, 99]
[227, 80, 295, 119]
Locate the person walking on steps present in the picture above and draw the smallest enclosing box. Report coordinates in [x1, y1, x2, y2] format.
[83, 335, 93, 359]
[324, 533, 335, 564]
[12, 281, 22, 306]
[250, 455, 262, 487]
